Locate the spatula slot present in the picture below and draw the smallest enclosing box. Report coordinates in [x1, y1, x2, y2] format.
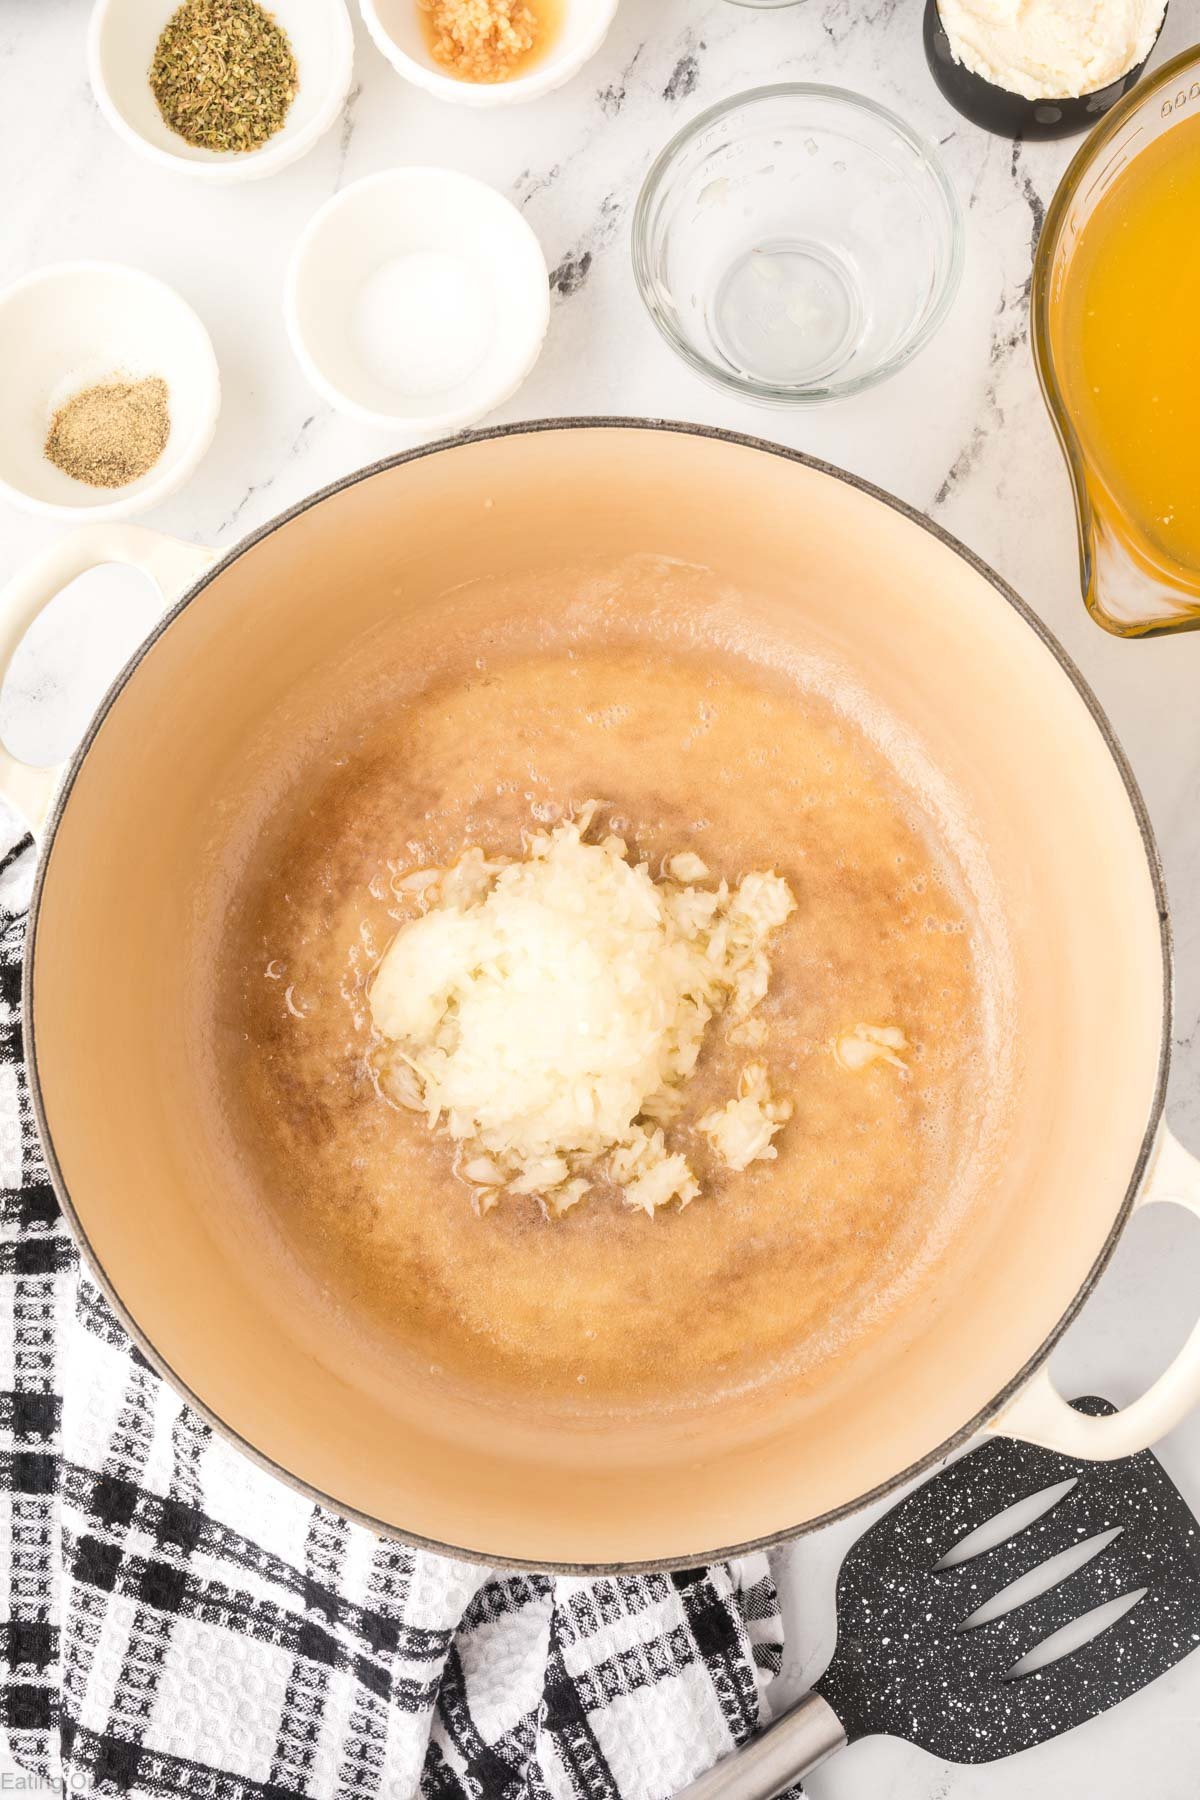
[958, 1526, 1124, 1630]
[937, 1478, 1077, 1569]
[1005, 1587, 1149, 1680]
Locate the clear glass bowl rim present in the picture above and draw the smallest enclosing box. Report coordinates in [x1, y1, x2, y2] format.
[631, 82, 966, 405]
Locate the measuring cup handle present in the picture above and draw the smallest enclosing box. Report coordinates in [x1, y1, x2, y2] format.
[992, 1126, 1200, 1459]
[0, 524, 218, 838]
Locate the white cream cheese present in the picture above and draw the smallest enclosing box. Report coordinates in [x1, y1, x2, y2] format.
[938, 0, 1165, 100]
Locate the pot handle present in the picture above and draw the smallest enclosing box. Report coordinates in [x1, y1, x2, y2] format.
[991, 1126, 1200, 1459]
[0, 524, 218, 837]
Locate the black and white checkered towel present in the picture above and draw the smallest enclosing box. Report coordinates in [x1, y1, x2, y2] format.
[0, 830, 794, 1800]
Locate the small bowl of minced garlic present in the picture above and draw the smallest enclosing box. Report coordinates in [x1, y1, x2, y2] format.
[0, 263, 220, 521]
[89, 0, 355, 181]
[360, 0, 620, 107]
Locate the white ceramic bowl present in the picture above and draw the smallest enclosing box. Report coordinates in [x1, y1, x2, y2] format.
[285, 168, 550, 432]
[360, 0, 619, 107]
[88, 0, 355, 182]
[0, 262, 221, 522]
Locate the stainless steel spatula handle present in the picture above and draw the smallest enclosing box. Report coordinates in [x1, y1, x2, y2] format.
[674, 1691, 847, 1799]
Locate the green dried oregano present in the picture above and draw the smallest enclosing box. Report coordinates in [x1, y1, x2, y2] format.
[149, 0, 298, 155]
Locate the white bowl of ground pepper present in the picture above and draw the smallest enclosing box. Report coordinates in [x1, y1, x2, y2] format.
[0, 262, 221, 521]
[360, 0, 620, 107]
[89, 0, 355, 181]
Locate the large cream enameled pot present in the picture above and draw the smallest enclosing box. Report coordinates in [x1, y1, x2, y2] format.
[2, 421, 1198, 1571]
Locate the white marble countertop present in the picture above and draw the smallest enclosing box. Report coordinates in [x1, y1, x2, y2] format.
[3, 1, 1200, 1794]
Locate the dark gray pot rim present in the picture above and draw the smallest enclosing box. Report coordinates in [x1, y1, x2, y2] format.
[23, 416, 1172, 1575]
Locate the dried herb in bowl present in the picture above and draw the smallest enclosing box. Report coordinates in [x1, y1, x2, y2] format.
[149, 0, 298, 155]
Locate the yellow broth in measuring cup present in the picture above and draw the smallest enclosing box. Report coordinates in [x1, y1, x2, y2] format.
[1034, 48, 1200, 637]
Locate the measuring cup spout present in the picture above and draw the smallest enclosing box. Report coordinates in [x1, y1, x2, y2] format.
[1083, 503, 1200, 639]
[1051, 426, 1200, 637]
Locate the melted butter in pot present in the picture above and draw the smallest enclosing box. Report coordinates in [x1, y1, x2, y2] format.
[220, 637, 992, 1417]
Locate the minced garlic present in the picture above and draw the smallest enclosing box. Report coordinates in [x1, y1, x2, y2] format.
[369, 808, 795, 1216]
[834, 1023, 909, 1073]
[418, 0, 538, 83]
[698, 1063, 792, 1173]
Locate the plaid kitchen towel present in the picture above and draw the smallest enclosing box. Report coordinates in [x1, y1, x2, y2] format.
[0, 830, 792, 1800]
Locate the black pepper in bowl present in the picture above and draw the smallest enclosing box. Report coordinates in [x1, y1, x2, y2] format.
[44, 376, 170, 489]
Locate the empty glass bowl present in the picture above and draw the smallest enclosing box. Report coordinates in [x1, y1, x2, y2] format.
[632, 85, 963, 404]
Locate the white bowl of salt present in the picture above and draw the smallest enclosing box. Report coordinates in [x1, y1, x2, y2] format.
[285, 168, 551, 433]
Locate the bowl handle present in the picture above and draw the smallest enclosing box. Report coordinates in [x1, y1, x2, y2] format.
[0, 524, 218, 837]
[991, 1126, 1200, 1458]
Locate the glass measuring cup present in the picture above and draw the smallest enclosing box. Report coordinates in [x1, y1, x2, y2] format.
[1033, 44, 1200, 638]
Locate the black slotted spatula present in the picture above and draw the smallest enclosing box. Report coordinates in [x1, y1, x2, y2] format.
[677, 1397, 1200, 1798]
